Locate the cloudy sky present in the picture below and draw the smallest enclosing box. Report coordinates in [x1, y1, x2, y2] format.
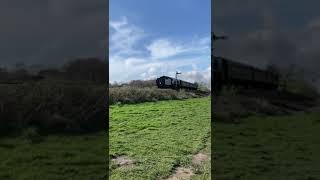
[214, 0, 320, 88]
[0, 0, 106, 71]
[109, 0, 211, 85]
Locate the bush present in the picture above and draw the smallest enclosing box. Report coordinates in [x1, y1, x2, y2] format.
[109, 86, 202, 105]
[128, 80, 156, 88]
[279, 78, 319, 98]
[23, 127, 42, 144]
[219, 85, 239, 97]
[0, 80, 107, 135]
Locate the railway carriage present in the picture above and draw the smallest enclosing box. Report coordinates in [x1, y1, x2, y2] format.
[213, 56, 279, 90]
[156, 76, 198, 90]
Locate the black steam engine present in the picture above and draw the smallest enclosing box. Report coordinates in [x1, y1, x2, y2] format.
[213, 56, 279, 90]
[156, 76, 198, 90]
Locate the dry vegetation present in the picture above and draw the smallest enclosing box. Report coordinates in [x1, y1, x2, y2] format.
[0, 82, 106, 135]
[0, 58, 107, 136]
[109, 80, 209, 105]
[109, 86, 200, 105]
[213, 74, 319, 122]
[279, 77, 319, 99]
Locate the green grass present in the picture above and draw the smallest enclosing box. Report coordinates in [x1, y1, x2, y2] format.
[192, 136, 211, 180]
[109, 97, 211, 179]
[0, 132, 106, 180]
[213, 112, 320, 180]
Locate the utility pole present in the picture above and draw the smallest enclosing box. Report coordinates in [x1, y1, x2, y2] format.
[212, 32, 228, 41]
[212, 32, 228, 91]
[212, 32, 228, 53]
[175, 71, 181, 89]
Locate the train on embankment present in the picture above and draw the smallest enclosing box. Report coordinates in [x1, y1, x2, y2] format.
[213, 56, 280, 90]
[156, 76, 198, 90]
[155, 56, 280, 92]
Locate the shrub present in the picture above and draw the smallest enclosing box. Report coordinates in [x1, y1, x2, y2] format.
[128, 80, 156, 88]
[279, 78, 319, 98]
[23, 127, 42, 144]
[219, 85, 239, 97]
[109, 86, 203, 105]
[0, 80, 107, 135]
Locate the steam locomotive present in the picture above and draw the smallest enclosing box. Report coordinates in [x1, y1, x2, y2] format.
[213, 56, 279, 90]
[156, 76, 198, 90]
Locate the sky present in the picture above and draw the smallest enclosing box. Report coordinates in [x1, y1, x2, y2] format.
[0, 0, 106, 71]
[214, 0, 320, 89]
[109, 0, 211, 85]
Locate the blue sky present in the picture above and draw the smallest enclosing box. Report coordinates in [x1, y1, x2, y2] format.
[109, 0, 211, 85]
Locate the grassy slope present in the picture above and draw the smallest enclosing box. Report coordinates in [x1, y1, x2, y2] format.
[213, 112, 320, 180]
[0, 132, 106, 180]
[109, 97, 211, 179]
[192, 136, 211, 180]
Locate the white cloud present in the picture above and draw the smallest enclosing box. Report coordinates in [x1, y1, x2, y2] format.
[109, 16, 145, 55]
[109, 17, 211, 85]
[146, 36, 211, 59]
[180, 66, 211, 88]
[199, 36, 211, 45]
[146, 39, 187, 59]
[109, 17, 128, 30]
[110, 55, 208, 83]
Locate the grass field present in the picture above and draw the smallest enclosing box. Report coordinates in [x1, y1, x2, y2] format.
[0, 132, 106, 180]
[109, 97, 211, 179]
[213, 112, 320, 180]
[192, 136, 211, 180]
